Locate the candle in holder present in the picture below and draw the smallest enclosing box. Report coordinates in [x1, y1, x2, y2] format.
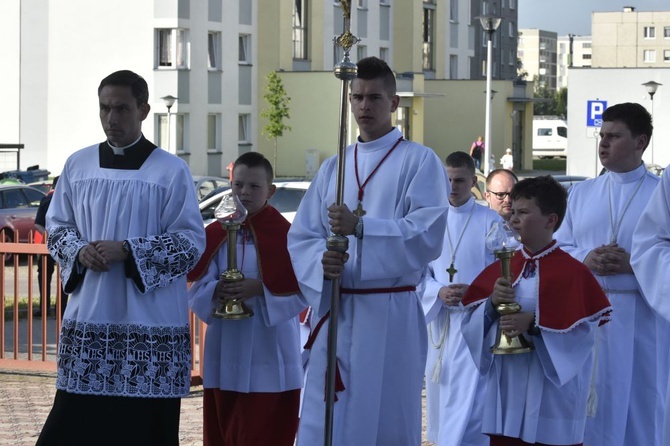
[212, 193, 252, 319]
[484, 221, 533, 354]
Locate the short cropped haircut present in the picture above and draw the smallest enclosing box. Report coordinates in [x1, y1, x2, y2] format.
[445, 151, 475, 174]
[486, 168, 518, 187]
[354, 57, 396, 96]
[98, 70, 149, 106]
[233, 152, 274, 184]
[602, 102, 653, 141]
[511, 175, 567, 232]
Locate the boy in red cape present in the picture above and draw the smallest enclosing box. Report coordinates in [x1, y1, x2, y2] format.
[461, 176, 611, 446]
[188, 152, 307, 446]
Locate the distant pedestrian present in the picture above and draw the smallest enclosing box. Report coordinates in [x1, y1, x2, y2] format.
[470, 136, 485, 171]
[33, 175, 68, 318]
[500, 148, 514, 170]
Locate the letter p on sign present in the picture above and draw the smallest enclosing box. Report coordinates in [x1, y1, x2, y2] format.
[587, 100, 607, 127]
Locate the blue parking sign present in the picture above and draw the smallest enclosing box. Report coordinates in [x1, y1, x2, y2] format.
[587, 100, 607, 127]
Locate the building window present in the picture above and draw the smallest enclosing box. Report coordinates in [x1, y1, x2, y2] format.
[644, 26, 656, 39]
[644, 49, 656, 63]
[333, 44, 344, 66]
[509, 49, 515, 65]
[664, 50, 670, 62]
[357, 45, 367, 61]
[379, 47, 389, 61]
[582, 42, 592, 48]
[664, 26, 670, 38]
[239, 34, 251, 64]
[583, 54, 592, 60]
[357, 0, 367, 8]
[207, 114, 220, 151]
[509, 0, 515, 8]
[380, 0, 389, 4]
[449, 55, 458, 79]
[157, 114, 187, 153]
[508, 22, 514, 37]
[450, 0, 458, 22]
[208, 32, 221, 70]
[238, 114, 250, 143]
[422, 1, 436, 71]
[155, 29, 189, 69]
[293, 0, 308, 60]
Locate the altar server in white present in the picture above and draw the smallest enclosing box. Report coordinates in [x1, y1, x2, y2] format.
[555, 102, 670, 446]
[631, 162, 670, 446]
[462, 176, 611, 446]
[422, 151, 501, 446]
[288, 56, 449, 446]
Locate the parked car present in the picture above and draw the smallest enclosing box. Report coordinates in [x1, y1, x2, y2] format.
[200, 180, 311, 225]
[550, 175, 589, 191]
[25, 181, 53, 195]
[193, 176, 231, 201]
[0, 184, 46, 244]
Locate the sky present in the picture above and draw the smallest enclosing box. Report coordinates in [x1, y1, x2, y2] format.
[518, 0, 670, 36]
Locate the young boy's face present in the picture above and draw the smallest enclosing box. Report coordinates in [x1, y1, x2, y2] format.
[231, 164, 275, 215]
[509, 196, 555, 252]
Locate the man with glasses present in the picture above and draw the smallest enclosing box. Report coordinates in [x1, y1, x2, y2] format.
[485, 169, 518, 221]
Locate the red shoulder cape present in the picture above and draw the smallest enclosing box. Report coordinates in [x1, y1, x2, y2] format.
[187, 204, 300, 296]
[461, 243, 611, 331]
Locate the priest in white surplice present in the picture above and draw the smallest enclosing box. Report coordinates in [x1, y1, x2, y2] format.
[421, 151, 501, 446]
[631, 162, 670, 446]
[555, 102, 670, 446]
[288, 57, 449, 446]
[37, 70, 205, 446]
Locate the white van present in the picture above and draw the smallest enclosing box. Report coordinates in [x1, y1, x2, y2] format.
[532, 117, 568, 159]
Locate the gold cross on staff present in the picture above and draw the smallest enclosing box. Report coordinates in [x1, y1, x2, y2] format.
[340, 0, 351, 19]
[446, 263, 457, 283]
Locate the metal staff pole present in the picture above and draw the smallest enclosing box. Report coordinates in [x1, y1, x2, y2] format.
[324, 2, 358, 445]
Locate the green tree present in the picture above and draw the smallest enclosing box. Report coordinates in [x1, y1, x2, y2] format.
[555, 87, 568, 118]
[533, 75, 564, 117]
[261, 71, 292, 174]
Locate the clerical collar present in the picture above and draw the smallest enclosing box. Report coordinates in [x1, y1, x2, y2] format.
[450, 197, 475, 213]
[356, 127, 403, 152]
[108, 134, 143, 154]
[608, 162, 646, 184]
[99, 135, 157, 170]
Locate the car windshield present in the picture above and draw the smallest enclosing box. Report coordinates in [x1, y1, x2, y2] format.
[268, 188, 306, 213]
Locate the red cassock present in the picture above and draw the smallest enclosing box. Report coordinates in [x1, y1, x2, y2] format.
[461, 241, 611, 331]
[187, 203, 299, 296]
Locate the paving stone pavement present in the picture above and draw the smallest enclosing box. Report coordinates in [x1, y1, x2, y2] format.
[0, 371, 434, 445]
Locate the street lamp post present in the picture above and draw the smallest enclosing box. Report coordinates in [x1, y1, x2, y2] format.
[642, 81, 661, 165]
[479, 15, 501, 175]
[161, 95, 178, 154]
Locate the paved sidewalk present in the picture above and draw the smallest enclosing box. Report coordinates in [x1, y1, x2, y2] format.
[0, 371, 434, 446]
[0, 371, 204, 446]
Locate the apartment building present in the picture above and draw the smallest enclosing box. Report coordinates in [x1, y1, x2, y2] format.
[1, 0, 529, 177]
[557, 35, 592, 90]
[518, 29, 558, 92]
[470, 0, 519, 81]
[591, 6, 670, 68]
